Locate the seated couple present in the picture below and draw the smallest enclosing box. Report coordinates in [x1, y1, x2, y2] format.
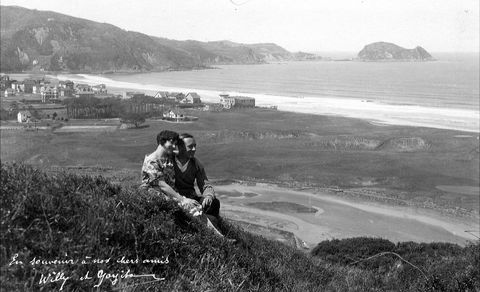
[140, 130, 223, 236]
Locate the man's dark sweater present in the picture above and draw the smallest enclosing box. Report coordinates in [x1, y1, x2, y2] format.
[173, 157, 212, 199]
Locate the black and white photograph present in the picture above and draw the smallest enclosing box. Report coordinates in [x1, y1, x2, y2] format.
[1, 0, 479, 291]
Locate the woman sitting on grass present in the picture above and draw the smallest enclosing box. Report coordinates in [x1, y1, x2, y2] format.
[140, 130, 223, 237]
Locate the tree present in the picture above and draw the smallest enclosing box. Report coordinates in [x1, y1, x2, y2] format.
[0, 108, 11, 120]
[120, 112, 146, 128]
[28, 105, 41, 120]
[9, 101, 19, 112]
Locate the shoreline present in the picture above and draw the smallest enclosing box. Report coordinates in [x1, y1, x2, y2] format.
[52, 73, 479, 133]
[5, 72, 479, 133]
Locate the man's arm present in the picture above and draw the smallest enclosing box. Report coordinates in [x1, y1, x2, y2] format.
[194, 158, 216, 213]
[194, 158, 215, 198]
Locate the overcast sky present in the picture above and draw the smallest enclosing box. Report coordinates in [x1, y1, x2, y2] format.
[2, 0, 479, 52]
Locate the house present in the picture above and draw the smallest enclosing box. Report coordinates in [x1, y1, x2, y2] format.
[59, 80, 74, 89]
[17, 111, 32, 123]
[59, 87, 74, 98]
[154, 91, 169, 99]
[163, 110, 184, 120]
[75, 84, 94, 98]
[23, 79, 37, 93]
[0, 75, 10, 90]
[10, 80, 20, 92]
[41, 86, 59, 102]
[4, 88, 16, 97]
[92, 84, 107, 95]
[155, 91, 178, 101]
[184, 92, 202, 104]
[39, 79, 51, 86]
[219, 94, 255, 109]
[174, 93, 185, 102]
[32, 84, 41, 94]
[58, 81, 74, 97]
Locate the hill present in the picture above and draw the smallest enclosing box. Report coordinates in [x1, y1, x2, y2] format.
[1, 163, 478, 291]
[0, 6, 310, 73]
[358, 42, 434, 61]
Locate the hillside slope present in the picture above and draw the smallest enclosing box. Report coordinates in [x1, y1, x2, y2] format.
[1, 163, 478, 291]
[0, 6, 311, 72]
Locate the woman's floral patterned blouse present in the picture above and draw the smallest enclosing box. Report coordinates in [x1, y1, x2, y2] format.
[140, 152, 176, 190]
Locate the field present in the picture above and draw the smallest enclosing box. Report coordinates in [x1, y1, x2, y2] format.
[2, 108, 479, 246]
[1, 108, 478, 215]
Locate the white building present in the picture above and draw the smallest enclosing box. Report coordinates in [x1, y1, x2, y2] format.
[163, 110, 184, 120]
[219, 94, 255, 109]
[17, 111, 32, 123]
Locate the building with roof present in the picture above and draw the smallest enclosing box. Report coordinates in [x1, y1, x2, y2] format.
[17, 110, 32, 123]
[154, 91, 169, 99]
[92, 84, 107, 95]
[41, 86, 59, 102]
[219, 94, 255, 109]
[4, 88, 16, 97]
[163, 110, 185, 121]
[0, 75, 10, 91]
[22, 79, 38, 93]
[184, 92, 202, 104]
[75, 84, 94, 98]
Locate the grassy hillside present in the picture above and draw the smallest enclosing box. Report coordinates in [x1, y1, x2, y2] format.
[1, 163, 478, 291]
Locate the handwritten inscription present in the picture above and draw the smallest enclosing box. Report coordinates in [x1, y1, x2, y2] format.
[9, 253, 168, 290]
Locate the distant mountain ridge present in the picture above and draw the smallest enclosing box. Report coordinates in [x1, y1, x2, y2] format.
[0, 6, 320, 73]
[358, 42, 434, 61]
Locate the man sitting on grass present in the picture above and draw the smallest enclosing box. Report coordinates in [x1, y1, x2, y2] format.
[174, 133, 221, 220]
[140, 130, 223, 237]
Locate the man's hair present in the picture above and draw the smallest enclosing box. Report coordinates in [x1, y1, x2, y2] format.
[179, 133, 194, 140]
[177, 133, 194, 149]
[156, 130, 179, 146]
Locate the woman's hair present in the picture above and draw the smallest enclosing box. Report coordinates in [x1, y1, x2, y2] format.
[156, 130, 179, 146]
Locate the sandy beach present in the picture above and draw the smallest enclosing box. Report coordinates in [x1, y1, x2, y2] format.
[51, 73, 480, 133]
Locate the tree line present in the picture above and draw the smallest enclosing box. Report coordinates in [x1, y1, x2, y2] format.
[63, 95, 168, 119]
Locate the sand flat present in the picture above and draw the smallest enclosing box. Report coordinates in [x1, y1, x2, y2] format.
[436, 185, 480, 196]
[217, 183, 479, 246]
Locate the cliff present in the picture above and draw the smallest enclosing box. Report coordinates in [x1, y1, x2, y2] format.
[358, 42, 434, 61]
[0, 6, 307, 72]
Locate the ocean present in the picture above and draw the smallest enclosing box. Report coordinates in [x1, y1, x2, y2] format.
[52, 53, 479, 132]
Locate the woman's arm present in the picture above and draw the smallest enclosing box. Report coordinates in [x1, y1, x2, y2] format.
[157, 180, 186, 202]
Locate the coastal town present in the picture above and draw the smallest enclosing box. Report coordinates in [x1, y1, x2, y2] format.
[0, 74, 264, 127]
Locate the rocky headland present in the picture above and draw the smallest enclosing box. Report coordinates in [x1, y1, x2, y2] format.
[358, 42, 434, 61]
